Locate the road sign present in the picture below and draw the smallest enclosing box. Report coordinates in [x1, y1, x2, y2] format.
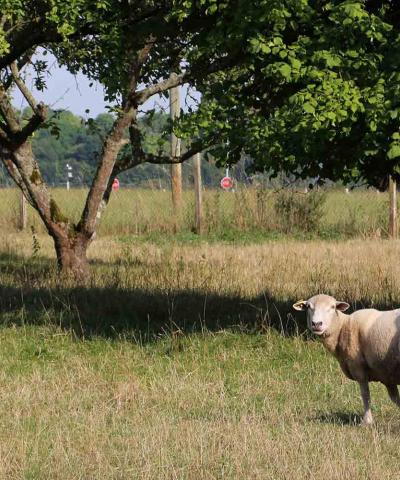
[220, 176, 233, 190]
[112, 178, 120, 191]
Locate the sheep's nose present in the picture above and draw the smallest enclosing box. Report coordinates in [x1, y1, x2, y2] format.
[312, 321, 322, 328]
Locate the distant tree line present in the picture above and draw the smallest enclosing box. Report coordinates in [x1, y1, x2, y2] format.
[0, 108, 232, 188]
[0, 105, 319, 190]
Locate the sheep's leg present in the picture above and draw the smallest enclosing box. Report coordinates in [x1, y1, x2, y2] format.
[359, 381, 373, 425]
[385, 384, 400, 407]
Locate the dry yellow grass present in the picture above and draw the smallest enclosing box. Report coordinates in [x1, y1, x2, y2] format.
[4, 232, 400, 304]
[1, 233, 400, 478]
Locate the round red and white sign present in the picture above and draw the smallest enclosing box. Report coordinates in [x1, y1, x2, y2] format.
[220, 176, 233, 190]
[112, 178, 120, 191]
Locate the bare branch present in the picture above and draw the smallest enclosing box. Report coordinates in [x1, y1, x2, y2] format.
[132, 51, 243, 107]
[123, 36, 156, 106]
[111, 117, 213, 174]
[135, 145, 205, 165]
[10, 60, 38, 110]
[78, 106, 137, 237]
[3, 51, 34, 90]
[78, 38, 156, 237]
[0, 83, 47, 146]
[0, 65, 47, 146]
[8, 142, 57, 229]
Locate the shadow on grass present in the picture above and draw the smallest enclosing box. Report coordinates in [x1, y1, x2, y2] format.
[0, 251, 307, 341]
[312, 411, 362, 426]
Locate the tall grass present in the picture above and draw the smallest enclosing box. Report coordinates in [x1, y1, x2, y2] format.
[0, 187, 389, 239]
[2, 232, 400, 336]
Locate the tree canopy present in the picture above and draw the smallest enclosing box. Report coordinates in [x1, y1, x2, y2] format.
[177, 0, 400, 190]
[4, 1, 399, 191]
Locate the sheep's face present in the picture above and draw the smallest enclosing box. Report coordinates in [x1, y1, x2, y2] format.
[293, 294, 349, 336]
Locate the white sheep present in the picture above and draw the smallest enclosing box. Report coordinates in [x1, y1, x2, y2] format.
[293, 294, 400, 425]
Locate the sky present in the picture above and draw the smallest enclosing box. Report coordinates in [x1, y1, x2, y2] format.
[11, 53, 199, 118]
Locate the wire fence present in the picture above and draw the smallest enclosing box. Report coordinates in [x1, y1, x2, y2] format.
[0, 183, 389, 239]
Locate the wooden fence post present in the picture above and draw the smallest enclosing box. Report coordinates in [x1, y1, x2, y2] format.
[19, 190, 27, 231]
[389, 176, 397, 238]
[193, 152, 203, 234]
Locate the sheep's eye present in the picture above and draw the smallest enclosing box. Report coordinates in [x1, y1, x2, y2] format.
[331, 305, 335, 309]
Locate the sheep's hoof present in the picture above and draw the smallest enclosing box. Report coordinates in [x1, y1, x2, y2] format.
[361, 413, 373, 426]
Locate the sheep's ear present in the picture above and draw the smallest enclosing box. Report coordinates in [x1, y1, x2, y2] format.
[293, 300, 308, 311]
[336, 301, 350, 312]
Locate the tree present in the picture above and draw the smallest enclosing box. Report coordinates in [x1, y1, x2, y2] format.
[3, 0, 398, 280]
[181, 1, 400, 190]
[0, 0, 251, 277]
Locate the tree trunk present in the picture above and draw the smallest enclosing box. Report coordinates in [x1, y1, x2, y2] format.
[52, 232, 90, 279]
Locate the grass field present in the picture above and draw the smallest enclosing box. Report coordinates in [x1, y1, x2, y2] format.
[1, 228, 400, 478]
[0, 186, 389, 239]
[1, 326, 400, 479]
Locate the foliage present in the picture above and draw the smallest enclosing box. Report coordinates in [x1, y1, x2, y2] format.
[2, 0, 264, 274]
[178, 1, 400, 190]
[3, 1, 400, 192]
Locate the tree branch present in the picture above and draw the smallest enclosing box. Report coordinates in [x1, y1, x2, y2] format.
[78, 38, 156, 237]
[10, 60, 38, 111]
[0, 83, 20, 133]
[0, 147, 35, 205]
[15, 105, 48, 145]
[111, 117, 213, 174]
[134, 72, 186, 105]
[0, 122, 11, 146]
[133, 50, 244, 107]
[3, 51, 34, 91]
[0, 70, 47, 146]
[0, 6, 165, 71]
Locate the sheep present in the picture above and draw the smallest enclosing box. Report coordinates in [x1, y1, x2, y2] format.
[293, 294, 400, 425]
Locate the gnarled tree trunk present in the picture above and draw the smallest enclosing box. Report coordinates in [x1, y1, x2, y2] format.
[52, 231, 91, 278]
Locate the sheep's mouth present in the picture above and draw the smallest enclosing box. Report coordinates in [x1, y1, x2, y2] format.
[311, 326, 325, 335]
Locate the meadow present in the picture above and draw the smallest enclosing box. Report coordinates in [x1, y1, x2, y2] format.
[1, 187, 400, 478]
[0, 186, 388, 239]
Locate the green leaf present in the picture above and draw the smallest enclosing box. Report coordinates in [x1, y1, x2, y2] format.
[278, 63, 291, 80]
[388, 144, 400, 160]
[303, 103, 315, 114]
